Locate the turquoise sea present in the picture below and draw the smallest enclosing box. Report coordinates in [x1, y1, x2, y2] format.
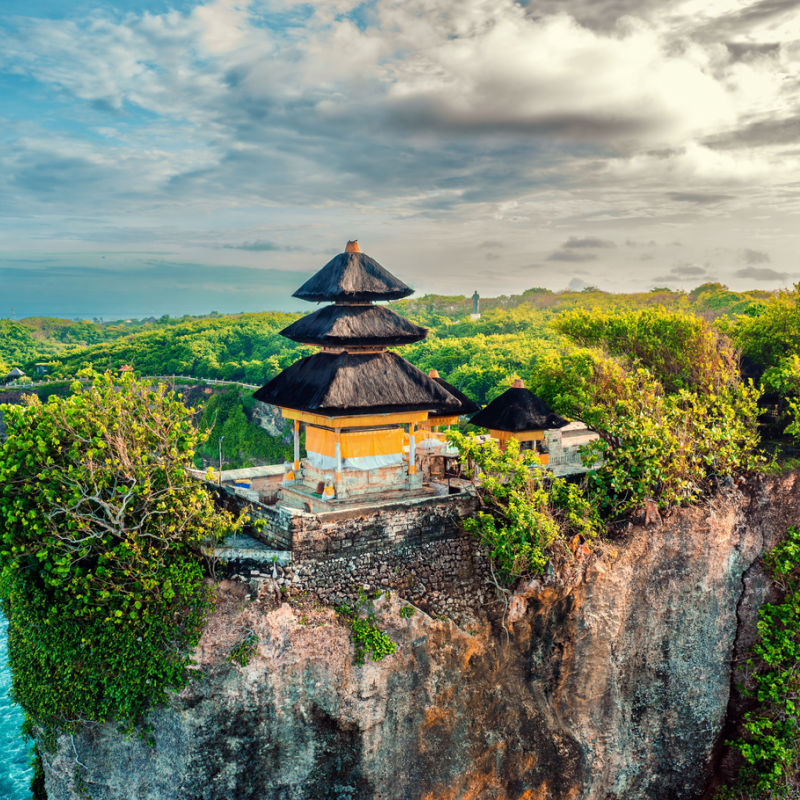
[1, 615, 32, 799]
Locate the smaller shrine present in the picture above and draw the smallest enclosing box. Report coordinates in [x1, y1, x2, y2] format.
[469, 378, 568, 464]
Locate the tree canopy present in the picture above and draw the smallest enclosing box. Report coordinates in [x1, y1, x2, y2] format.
[0, 372, 241, 737]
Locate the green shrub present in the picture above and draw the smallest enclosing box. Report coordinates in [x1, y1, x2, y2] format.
[447, 431, 602, 577]
[227, 632, 259, 667]
[732, 527, 800, 793]
[336, 591, 397, 665]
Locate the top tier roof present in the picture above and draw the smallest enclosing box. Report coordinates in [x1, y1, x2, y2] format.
[470, 383, 568, 432]
[293, 241, 413, 303]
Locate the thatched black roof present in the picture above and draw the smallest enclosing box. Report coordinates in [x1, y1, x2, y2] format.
[293, 251, 413, 303]
[428, 372, 480, 416]
[280, 304, 427, 347]
[254, 351, 462, 416]
[470, 387, 568, 432]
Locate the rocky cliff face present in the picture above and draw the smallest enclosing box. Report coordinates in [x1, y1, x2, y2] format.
[42, 472, 800, 800]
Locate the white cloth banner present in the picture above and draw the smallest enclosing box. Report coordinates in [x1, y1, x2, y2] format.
[305, 450, 404, 472]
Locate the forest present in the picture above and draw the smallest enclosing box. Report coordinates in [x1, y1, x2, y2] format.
[3, 281, 800, 797]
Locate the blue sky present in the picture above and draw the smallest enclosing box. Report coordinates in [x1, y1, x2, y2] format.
[1, 0, 799, 319]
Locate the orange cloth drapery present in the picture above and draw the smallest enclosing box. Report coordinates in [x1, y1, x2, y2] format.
[306, 426, 404, 459]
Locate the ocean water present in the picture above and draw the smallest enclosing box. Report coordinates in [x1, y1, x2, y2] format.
[1, 615, 32, 800]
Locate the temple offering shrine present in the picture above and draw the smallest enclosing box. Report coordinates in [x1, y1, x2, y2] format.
[254, 241, 467, 505]
[469, 378, 568, 464]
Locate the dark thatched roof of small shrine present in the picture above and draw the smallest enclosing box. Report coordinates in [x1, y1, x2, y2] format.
[293, 251, 413, 303]
[429, 373, 480, 416]
[280, 304, 427, 347]
[254, 350, 462, 416]
[470, 386, 568, 432]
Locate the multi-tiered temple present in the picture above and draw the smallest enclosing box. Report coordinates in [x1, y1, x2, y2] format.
[254, 241, 465, 505]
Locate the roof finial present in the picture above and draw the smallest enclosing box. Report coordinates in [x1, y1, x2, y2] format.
[345, 240, 360, 253]
[512, 377, 525, 388]
[428, 369, 440, 379]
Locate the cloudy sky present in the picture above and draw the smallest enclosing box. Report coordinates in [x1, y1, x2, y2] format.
[1, 0, 799, 318]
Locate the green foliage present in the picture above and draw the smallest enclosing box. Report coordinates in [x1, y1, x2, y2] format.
[399, 604, 416, 619]
[336, 591, 397, 665]
[732, 527, 800, 795]
[555, 307, 739, 393]
[786, 399, 800, 444]
[447, 431, 602, 577]
[195, 387, 295, 469]
[581, 373, 763, 515]
[729, 285, 800, 372]
[40, 312, 307, 383]
[227, 632, 259, 667]
[532, 309, 762, 516]
[0, 372, 242, 737]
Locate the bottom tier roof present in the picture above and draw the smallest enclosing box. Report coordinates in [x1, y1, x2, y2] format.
[254, 350, 462, 416]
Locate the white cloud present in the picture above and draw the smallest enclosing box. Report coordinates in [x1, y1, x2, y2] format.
[0, 0, 799, 303]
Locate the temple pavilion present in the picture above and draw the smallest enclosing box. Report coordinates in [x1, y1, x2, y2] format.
[470, 378, 568, 464]
[254, 241, 470, 504]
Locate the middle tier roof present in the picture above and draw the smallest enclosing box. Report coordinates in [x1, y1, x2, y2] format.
[280, 304, 428, 347]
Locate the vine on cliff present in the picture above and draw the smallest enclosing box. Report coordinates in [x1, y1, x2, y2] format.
[0, 372, 242, 739]
[336, 590, 397, 665]
[731, 526, 800, 795]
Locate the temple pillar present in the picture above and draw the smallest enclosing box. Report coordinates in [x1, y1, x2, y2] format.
[293, 420, 300, 471]
[408, 422, 417, 475]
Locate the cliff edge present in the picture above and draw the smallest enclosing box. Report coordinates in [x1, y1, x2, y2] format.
[42, 472, 800, 800]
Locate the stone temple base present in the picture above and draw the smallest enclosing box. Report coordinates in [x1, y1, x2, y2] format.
[283, 461, 423, 509]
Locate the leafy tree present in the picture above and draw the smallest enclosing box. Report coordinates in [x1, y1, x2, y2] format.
[580, 372, 762, 515]
[729, 284, 800, 372]
[531, 312, 762, 515]
[195, 387, 295, 468]
[0, 372, 241, 737]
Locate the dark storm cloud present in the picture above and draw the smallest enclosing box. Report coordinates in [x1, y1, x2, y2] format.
[671, 264, 707, 277]
[563, 236, 616, 249]
[667, 192, 734, 204]
[547, 250, 598, 262]
[725, 41, 781, 61]
[743, 248, 771, 265]
[734, 266, 790, 281]
[694, 0, 799, 40]
[523, 0, 668, 30]
[386, 101, 657, 141]
[705, 115, 800, 150]
[221, 240, 304, 253]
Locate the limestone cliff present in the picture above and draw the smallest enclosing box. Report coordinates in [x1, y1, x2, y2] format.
[42, 472, 800, 800]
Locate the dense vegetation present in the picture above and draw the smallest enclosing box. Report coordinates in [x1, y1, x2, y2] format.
[732, 526, 800, 795]
[192, 386, 295, 469]
[0, 374, 241, 740]
[1, 282, 799, 794]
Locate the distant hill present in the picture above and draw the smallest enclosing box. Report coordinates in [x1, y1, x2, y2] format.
[1, 284, 772, 403]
